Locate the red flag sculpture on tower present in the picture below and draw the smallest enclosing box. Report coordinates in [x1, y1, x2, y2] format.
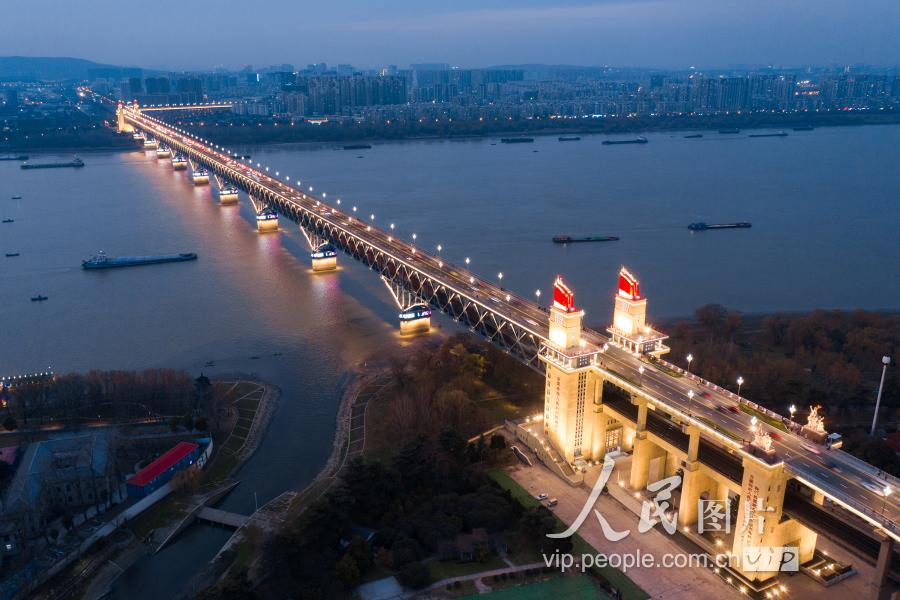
[618, 267, 641, 300]
[553, 276, 576, 312]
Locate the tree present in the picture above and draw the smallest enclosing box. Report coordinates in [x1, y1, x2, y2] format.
[335, 553, 361, 589]
[169, 416, 181, 432]
[3, 415, 17, 431]
[490, 434, 507, 450]
[347, 535, 374, 572]
[397, 561, 430, 588]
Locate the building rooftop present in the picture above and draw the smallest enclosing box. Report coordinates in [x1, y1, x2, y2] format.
[127, 441, 199, 487]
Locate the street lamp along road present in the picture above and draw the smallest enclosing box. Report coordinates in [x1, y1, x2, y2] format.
[871, 355, 891, 436]
[686, 354, 693, 374]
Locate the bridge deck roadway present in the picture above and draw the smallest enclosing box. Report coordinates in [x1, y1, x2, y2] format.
[120, 105, 897, 542]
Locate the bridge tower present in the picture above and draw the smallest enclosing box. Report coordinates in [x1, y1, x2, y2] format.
[607, 267, 669, 356]
[539, 277, 603, 463]
[115, 100, 134, 134]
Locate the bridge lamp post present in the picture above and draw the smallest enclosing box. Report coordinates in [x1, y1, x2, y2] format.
[687, 390, 695, 414]
[736, 376, 744, 397]
[686, 353, 694, 374]
[498, 272, 503, 288]
[535, 289, 541, 307]
[639, 365, 645, 385]
[789, 404, 796, 422]
[465, 257, 470, 267]
[883, 487, 892, 515]
[870, 355, 891, 436]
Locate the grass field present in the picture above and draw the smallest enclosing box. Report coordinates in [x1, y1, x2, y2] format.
[203, 381, 266, 484]
[459, 573, 608, 599]
[488, 470, 649, 600]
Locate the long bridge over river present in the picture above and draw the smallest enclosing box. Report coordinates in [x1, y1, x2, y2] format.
[91, 94, 898, 597]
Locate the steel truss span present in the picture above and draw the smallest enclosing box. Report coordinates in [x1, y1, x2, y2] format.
[124, 110, 546, 370]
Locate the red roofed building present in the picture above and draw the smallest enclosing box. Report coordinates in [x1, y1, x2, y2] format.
[127, 441, 200, 499]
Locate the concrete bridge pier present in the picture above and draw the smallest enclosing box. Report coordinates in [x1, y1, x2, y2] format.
[311, 242, 337, 272]
[219, 190, 238, 204]
[677, 426, 704, 527]
[256, 209, 279, 232]
[873, 531, 895, 600]
[628, 398, 652, 490]
[399, 303, 432, 335]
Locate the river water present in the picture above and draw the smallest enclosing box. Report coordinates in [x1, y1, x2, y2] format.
[0, 125, 897, 597]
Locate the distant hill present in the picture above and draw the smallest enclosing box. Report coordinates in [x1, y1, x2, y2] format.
[0, 56, 144, 81]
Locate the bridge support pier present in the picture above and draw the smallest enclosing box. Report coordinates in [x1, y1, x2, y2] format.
[218, 190, 238, 205]
[257, 215, 279, 233]
[873, 531, 895, 600]
[311, 242, 337, 272]
[399, 311, 431, 335]
[589, 393, 608, 462]
[677, 426, 704, 527]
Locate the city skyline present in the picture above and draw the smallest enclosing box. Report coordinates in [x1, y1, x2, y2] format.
[1, 0, 899, 71]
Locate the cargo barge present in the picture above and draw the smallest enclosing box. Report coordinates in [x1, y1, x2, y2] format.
[21, 157, 84, 170]
[343, 144, 372, 150]
[558, 136, 581, 141]
[0, 155, 28, 161]
[553, 235, 619, 244]
[602, 137, 648, 145]
[688, 222, 752, 231]
[749, 131, 788, 138]
[500, 137, 534, 144]
[82, 251, 198, 270]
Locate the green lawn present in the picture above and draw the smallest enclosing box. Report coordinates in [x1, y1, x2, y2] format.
[488, 470, 649, 600]
[429, 555, 508, 580]
[459, 574, 608, 599]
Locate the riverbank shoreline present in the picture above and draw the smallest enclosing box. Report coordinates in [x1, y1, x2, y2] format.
[2, 111, 898, 153]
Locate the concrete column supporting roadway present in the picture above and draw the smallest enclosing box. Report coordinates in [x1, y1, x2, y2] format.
[590, 402, 607, 462]
[873, 531, 895, 600]
[629, 431, 652, 490]
[678, 426, 703, 527]
[629, 397, 653, 490]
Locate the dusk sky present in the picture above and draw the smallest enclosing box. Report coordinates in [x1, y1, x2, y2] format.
[2, 0, 898, 70]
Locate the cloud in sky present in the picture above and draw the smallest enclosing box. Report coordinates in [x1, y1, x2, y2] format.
[0, 0, 897, 69]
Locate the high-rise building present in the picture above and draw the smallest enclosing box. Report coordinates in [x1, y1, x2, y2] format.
[4, 88, 18, 112]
